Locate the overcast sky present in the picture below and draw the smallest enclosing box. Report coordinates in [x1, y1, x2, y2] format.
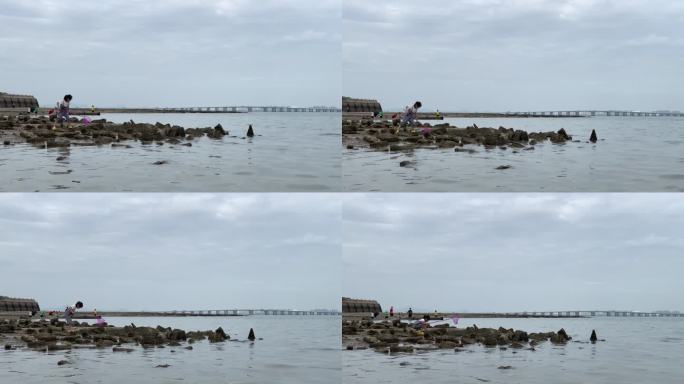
[0, 194, 340, 311]
[344, 0, 684, 112]
[0, 0, 340, 108]
[343, 194, 684, 313]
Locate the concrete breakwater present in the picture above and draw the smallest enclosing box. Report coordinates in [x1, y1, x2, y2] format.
[343, 319, 602, 354]
[1, 317, 258, 355]
[343, 119, 592, 155]
[0, 115, 256, 148]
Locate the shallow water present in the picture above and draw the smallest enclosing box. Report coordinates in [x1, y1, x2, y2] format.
[0, 113, 341, 192]
[343, 116, 684, 192]
[343, 317, 684, 383]
[0, 315, 340, 384]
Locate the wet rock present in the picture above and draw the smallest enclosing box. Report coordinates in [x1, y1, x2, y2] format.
[483, 335, 498, 347]
[246, 124, 254, 137]
[164, 125, 185, 138]
[153, 160, 168, 165]
[590, 129, 598, 143]
[399, 160, 413, 167]
[208, 124, 226, 139]
[216, 327, 228, 340]
[498, 365, 513, 370]
[2, 140, 9, 145]
[389, 345, 413, 353]
[557, 128, 571, 140]
[57, 360, 70, 366]
[557, 328, 571, 342]
[4, 344, 11, 350]
[248, 328, 255, 341]
[113, 347, 134, 352]
[590, 330, 597, 343]
[167, 329, 186, 341]
[496, 165, 512, 170]
[208, 328, 228, 343]
[155, 364, 170, 368]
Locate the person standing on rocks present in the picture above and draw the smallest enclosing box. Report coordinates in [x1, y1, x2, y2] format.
[64, 301, 83, 325]
[389, 306, 394, 317]
[401, 101, 422, 124]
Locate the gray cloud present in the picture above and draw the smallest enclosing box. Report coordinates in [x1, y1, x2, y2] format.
[0, 193, 341, 311]
[343, 0, 684, 111]
[343, 193, 684, 313]
[0, 0, 341, 107]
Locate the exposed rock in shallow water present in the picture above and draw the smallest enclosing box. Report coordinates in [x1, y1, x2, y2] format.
[590, 330, 597, 343]
[590, 129, 598, 143]
[0, 318, 238, 353]
[246, 124, 254, 137]
[342, 120, 574, 152]
[0, 115, 237, 148]
[342, 319, 573, 354]
[248, 328, 255, 341]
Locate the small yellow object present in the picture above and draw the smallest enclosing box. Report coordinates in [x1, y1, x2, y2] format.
[417, 331, 424, 337]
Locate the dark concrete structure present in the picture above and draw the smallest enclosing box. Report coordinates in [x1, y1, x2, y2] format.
[342, 297, 382, 314]
[0, 92, 39, 109]
[342, 97, 382, 114]
[0, 296, 40, 314]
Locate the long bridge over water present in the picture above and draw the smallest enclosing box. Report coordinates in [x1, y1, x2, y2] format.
[469, 310, 684, 318]
[147, 105, 340, 113]
[496, 110, 683, 117]
[163, 308, 341, 316]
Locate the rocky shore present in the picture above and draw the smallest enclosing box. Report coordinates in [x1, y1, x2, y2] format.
[1, 318, 258, 355]
[343, 120, 597, 155]
[0, 115, 257, 148]
[343, 319, 601, 354]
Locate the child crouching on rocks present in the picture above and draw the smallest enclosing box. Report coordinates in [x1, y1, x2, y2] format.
[401, 101, 422, 124]
[64, 301, 84, 325]
[49, 94, 72, 127]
